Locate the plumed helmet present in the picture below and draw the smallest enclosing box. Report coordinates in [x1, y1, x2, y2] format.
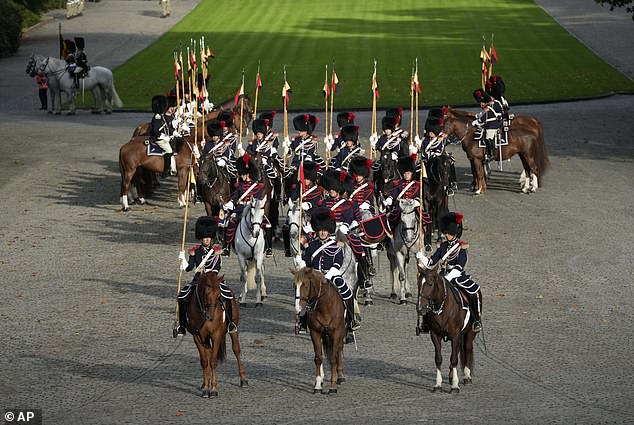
[440, 212, 464, 238]
[252, 118, 270, 135]
[321, 169, 342, 193]
[340, 171, 354, 196]
[382, 116, 397, 131]
[427, 107, 444, 121]
[195, 216, 218, 239]
[397, 155, 417, 174]
[340, 124, 359, 143]
[74, 37, 85, 49]
[311, 207, 336, 234]
[336, 111, 356, 128]
[385, 107, 403, 126]
[64, 39, 76, 54]
[236, 153, 259, 180]
[151, 95, 168, 114]
[303, 161, 319, 182]
[349, 156, 371, 178]
[206, 120, 224, 137]
[473, 88, 492, 104]
[424, 117, 443, 136]
[489, 75, 506, 98]
[218, 111, 234, 128]
[258, 110, 276, 125]
[293, 114, 319, 134]
[167, 94, 178, 108]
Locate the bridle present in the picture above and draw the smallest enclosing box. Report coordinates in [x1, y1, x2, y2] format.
[399, 207, 420, 247]
[418, 272, 448, 316]
[194, 280, 218, 323]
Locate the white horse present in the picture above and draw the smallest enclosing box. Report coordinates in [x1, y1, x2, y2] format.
[287, 200, 309, 258]
[234, 196, 267, 306]
[27, 54, 123, 114]
[386, 199, 421, 304]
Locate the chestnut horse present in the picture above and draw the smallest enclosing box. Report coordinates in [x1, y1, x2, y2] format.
[198, 154, 231, 219]
[443, 107, 549, 195]
[416, 265, 480, 393]
[186, 272, 248, 398]
[118, 134, 198, 211]
[291, 267, 347, 394]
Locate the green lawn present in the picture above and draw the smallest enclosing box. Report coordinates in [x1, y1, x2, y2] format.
[114, 0, 634, 111]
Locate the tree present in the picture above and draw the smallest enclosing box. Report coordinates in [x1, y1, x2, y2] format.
[595, 0, 634, 20]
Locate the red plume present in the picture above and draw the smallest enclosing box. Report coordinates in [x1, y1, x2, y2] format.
[397, 106, 403, 116]
[270, 111, 276, 118]
[243, 153, 250, 166]
[411, 153, 418, 162]
[492, 75, 498, 83]
[219, 120, 226, 128]
[442, 106, 447, 116]
[339, 171, 347, 183]
[304, 114, 309, 123]
[314, 116, 320, 125]
[349, 112, 356, 121]
[264, 119, 270, 127]
[455, 212, 464, 224]
[365, 159, 372, 168]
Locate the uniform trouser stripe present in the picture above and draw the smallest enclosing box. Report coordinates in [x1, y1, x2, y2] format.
[332, 275, 352, 300]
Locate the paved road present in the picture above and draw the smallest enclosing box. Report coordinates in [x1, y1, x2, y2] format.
[1, 1, 633, 424]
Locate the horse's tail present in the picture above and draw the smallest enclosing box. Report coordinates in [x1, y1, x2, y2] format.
[246, 260, 257, 291]
[322, 334, 333, 362]
[531, 119, 549, 184]
[110, 80, 124, 108]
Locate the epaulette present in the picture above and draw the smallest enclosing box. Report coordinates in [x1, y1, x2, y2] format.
[188, 244, 201, 253]
[234, 182, 239, 188]
[459, 240, 469, 249]
[154, 113, 162, 119]
[211, 246, 222, 254]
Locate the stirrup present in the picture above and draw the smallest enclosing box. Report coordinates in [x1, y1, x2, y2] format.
[472, 321, 482, 333]
[175, 325, 186, 336]
[368, 265, 377, 276]
[221, 246, 230, 257]
[295, 324, 307, 335]
[265, 248, 273, 257]
[349, 319, 361, 332]
[227, 322, 238, 334]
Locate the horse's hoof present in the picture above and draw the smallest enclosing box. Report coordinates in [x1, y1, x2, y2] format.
[364, 300, 373, 306]
[399, 299, 408, 305]
[255, 302, 263, 308]
[329, 388, 338, 394]
[209, 390, 218, 398]
[337, 377, 346, 384]
[389, 293, 397, 299]
[432, 386, 442, 392]
[201, 390, 210, 398]
[239, 302, 247, 307]
[105, 111, 112, 115]
[463, 378, 472, 385]
[405, 292, 412, 298]
[121, 207, 130, 212]
[240, 379, 248, 387]
[260, 296, 267, 301]
[450, 387, 460, 394]
[313, 388, 320, 394]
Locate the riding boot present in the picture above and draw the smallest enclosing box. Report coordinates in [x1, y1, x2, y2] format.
[470, 293, 482, 332]
[264, 228, 273, 257]
[282, 225, 291, 257]
[347, 298, 360, 331]
[274, 178, 282, 202]
[224, 299, 238, 334]
[365, 247, 376, 277]
[176, 298, 187, 336]
[449, 163, 458, 192]
[485, 139, 494, 162]
[357, 255, 371, 290]
[295, 313, 308, 335]
[162, 154, 172, 178]
[73, 74, 79, 89]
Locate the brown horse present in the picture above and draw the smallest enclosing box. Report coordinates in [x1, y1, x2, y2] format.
[291, 267, 347, 394]
[443, 106, 549, 195]
[416, 265, 480, 393]
[198, 153, 231, 218]
[186, 272, 248, 398]
[118, 134, 198, 211]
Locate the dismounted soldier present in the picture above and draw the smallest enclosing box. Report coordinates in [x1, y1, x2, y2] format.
[283, 160, 322, 257]
[472, 88, 503, 161]
[330, 125, 362, 171]
[175, 216, 237, 336]
[149, 95, 176, 177]
[383, 155, 431, 230]
[35, 72, 48, 110]
[327, 111, 356, 153]
[416, 212, 482, 333]
[296, 207, 360, 333]
[221, 154, 268, 256]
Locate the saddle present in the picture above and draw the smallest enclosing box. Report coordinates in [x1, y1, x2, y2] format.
[360, 213, 391, 244]
[145, 140, 165, 156]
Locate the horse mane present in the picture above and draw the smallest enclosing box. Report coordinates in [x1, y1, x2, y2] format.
[199, 271, 223, 289]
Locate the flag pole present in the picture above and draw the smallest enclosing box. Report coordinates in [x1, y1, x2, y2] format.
[174, 163, 193, 329]
[371, 60, 377, 160]
[481, 34, 487, 89]
[410, 63, 414, 146]
[488, 33, 494, 79]
[282, 65, 289, 191]
[324, 64, 330, 170]
[415, 57, 420, 138]
[329, 59, 335, 141]
[254, 60, 261, 120]
[238, 69, 245, 148]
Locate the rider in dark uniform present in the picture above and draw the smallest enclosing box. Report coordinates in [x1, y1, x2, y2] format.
[348, 156, 378, 276]
[283, 114, 324, 200]
[330, 125, 362, 171]
[417, 212, 482, 333]
[420, 116, 458, 192]
[328, 111, 356, 154]
[472, 88, 503, 161]
[149, 95, 176, 177]
[175, 216, 238, 336]
[73, 37, 89, 89]
[385, 107, 410, 145]
[372, 116, 410, 175]
[296, 207, 360, 333]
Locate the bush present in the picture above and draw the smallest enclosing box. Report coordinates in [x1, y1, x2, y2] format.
[0, 0, 23, 58]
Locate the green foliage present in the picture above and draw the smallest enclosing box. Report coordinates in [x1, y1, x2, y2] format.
[114, 0, 634, 111]
[0, 0, 23, 58]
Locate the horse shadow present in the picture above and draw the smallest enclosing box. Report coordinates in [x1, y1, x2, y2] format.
[84, 276, 176, 300]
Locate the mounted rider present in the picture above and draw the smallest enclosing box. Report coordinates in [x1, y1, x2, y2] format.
[72, 37, 89, 89]
[149, 95, 177, 177]
[318, 170, 371, 291]
[420, 115, 458, 192]
[221, 154, 268, 256]
[472, 88, 503, 161]
[383, 155, 431, 230]
[327, 111, 356, 154]
[202, 114, 238, 180]
[486, 75, 513, 145]
[247, 112, 283, 202]
[385, 107, 410, 145]
[416, 212, 482, 333]
[349, 156, 379, 276]
[282, 160, 322, 257]
[283, 114, 324, 199]
[371, 116, 409, 174]
[330, 125, 362, 171]
[175, 216, 238, 336]
[296, 208, 360, 334]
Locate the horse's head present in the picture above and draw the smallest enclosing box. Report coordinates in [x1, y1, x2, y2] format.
[381, 151, 399, 182]
[429, 152, 452, 188]
[197, 272, 224, 322]
[287, 200, 301, 237]
[418, 265, 445, 311]
[290, 267, 323, 315]
[246, 195, 267, 238]
[26, 54, 37, 77]
[442, 108, 475, 146]
[399, 199, 419, 243]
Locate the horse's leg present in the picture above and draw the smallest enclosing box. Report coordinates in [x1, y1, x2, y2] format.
[397, 251, 407, 304]
[473, 160, 486, 195]
[518, 154, 532, 193]
[431, 332, 443, 392]
[237, 254, 248, 305]
[209, 334, 221, 398]
[336, 328, 346, 384]
[193, 335, 211, 397]
[327, 335, 339, 394]
[463, 331, 475, 384]
[255, 256, 264, 306]
[310, 330, 325, 394]
[228, 310, 249, 387]
[177, 165, 188, 207]
[469, 159, 477, 192]
[449, 335, 461, 393]
[120, 166, 135, 212]
[387, 250, 398, 299]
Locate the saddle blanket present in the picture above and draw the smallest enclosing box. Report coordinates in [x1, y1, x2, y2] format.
[360, 213, 391, 243]
[145, 140, 165, 156]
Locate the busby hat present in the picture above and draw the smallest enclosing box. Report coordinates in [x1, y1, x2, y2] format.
[424, 117, 443, 136]
[427, 107, 445, 121]
[167, 94, 178, 108]
[382, 116, 397, 131]
[341, 171, 354, 196]
[151, 95, 168, 114]
[440, 212, 464, 238]
[473, 88, 492, 104]
[252, 118, 270, 135]
[64, 39, 76, 54]
[218, 110, 234, 128]
[303, 161, 319, 182]
[489, 75, 506, 98]
[321, 169, 342, 193]
[385, 107, 403, 125]
[311, 207, 336, 234]
[258, 110, 276, 125]
[206, 120, 224, 137]
[236, 153, 259, 180]
[195, 216, 218, 239]
[397, 155, 417, 174]
[336, 111, 356, 128]
[74, 37, 85, 49]
[293, 114, 319, 134]
[341, 124, 359, 143]
[349, 156, 371, 178]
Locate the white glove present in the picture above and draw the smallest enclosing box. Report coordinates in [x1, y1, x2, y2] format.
[324, 136, 332, 151]
[270, 146, 278, 155]
[159, 134, 171, 143]
[369, 132, 379, 148]
[192, 145, 200, 159]
[412, 200, 420, 208]
[472, 119, 483, 127]
[383, 197, 393, 206]
[223, 200, 234, 211]
[391, 152, 398, 161]
[173, 130, 182, 138]
[262, 156, 268, 165]
[416, 252, 431, 268]
[217, 158, 227, 168]
[445, 269, 461, 281]
[339, 223, 349, 235]
[178, 251, 188, 271]
[350, 220, 359, 230]
[414, 134, 422, 148]
[294, 255, 306, 269]
[303, 222, 314, 234]
[237, 145, 246, 157]
[301, 202, 311, 211]
[359, 201, 370, 210]
[324, 267, 341, 280]
[409, 144, 418, 155]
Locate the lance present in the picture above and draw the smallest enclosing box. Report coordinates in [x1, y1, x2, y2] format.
[329, 59, 336, 143]
[173, 51, 180, 109]
[370, 60, 378, 160]
[179, 49, 185, 113]
[480, 34, 488, 89]
[323, 64, 330, 169]
[238, 69, 245, 148]
[488, 33, 495, 79]
[415, 58, 420, 138]
[199, 37, 206, 148]
[253, 60, 261, 120]
[410, 64, 414, 146]
[173, 162, 193, 333]
[282, 65, 289, 175]
[297, 153, 305, 256]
